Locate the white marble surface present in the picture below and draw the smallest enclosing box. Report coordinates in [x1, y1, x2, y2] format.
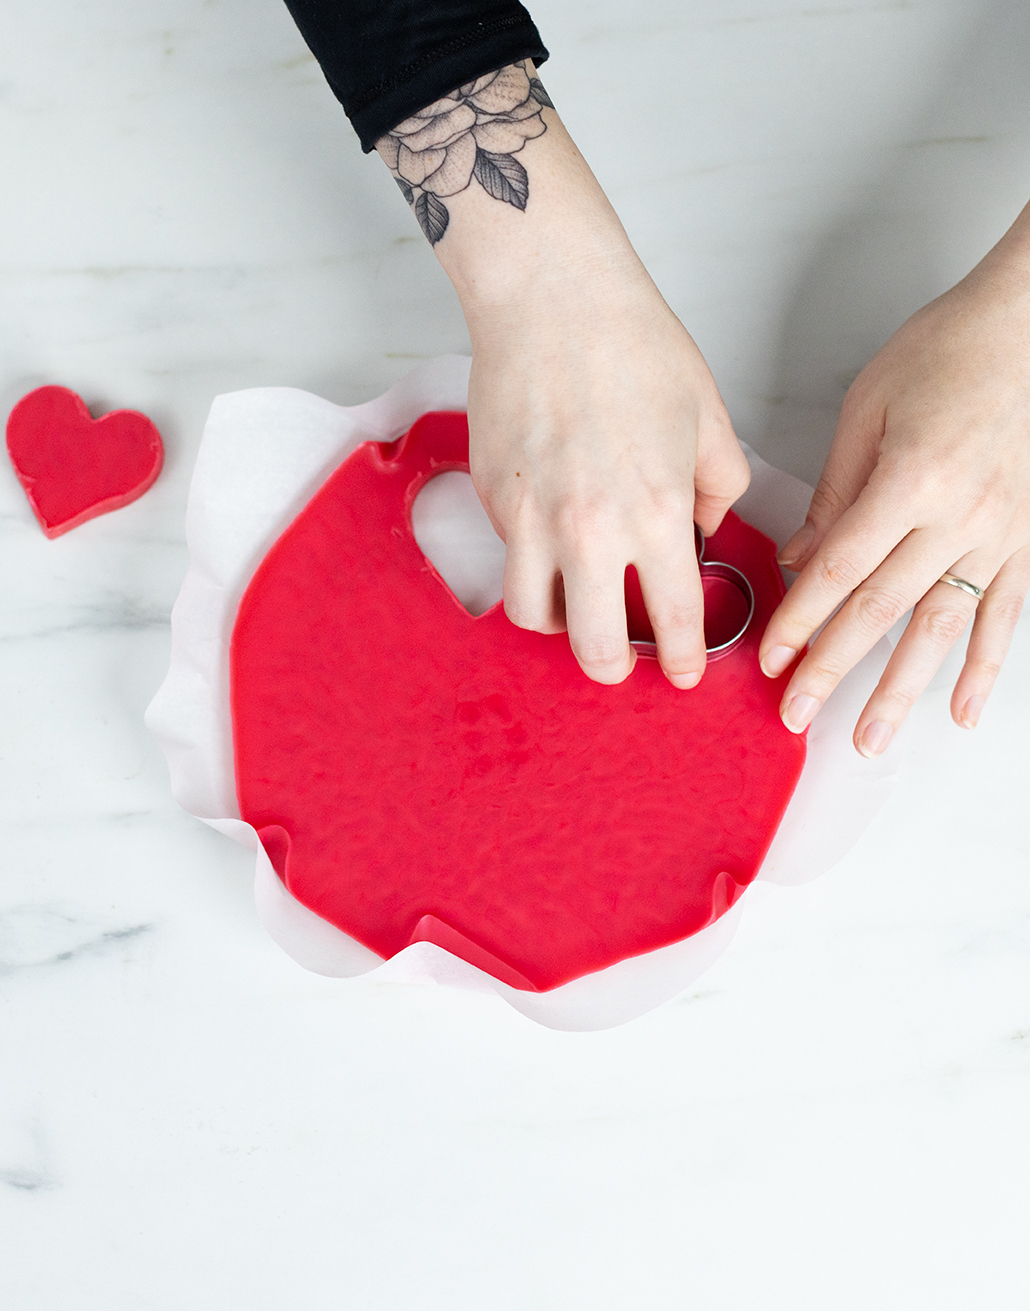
[1, 1, 1029, 1306]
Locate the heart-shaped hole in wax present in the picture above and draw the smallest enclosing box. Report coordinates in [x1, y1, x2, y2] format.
[411, 471, 505, 617]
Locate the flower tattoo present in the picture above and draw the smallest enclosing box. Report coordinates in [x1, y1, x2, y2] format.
[376, 61, 554, 245]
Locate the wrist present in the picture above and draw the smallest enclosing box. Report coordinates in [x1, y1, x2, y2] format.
[437, 147, 646, 320]
[455, 231, 653, 335]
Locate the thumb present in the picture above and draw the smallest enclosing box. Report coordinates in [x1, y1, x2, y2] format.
[692, 410, 752, 536]
[779, 386, 885, 570]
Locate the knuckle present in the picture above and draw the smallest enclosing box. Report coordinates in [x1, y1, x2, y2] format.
[798, 653, 848, 691]
[813, 552, 865, 594]
[878, 682, 920, 713]
[987, 592, 1026, 630]
[879, 437, 952, 497]
[554, 499, 618, 560]
[647, 597, 704, 636]
[972, 656, 1004, 681]
[730, 471, 751, 502]
[808, 479, 850, 524]
[638, 487, 693, 543]
[916, 604, 970, 647]
[852, 585, 909, 632]
[888, 456, 941, 508]
[723, 454, 752, 501]
[552, 502, 593, 547]
[571, 636, 629, 672]
[962, 482, 1005, 529]
[504, 498, 538, 538]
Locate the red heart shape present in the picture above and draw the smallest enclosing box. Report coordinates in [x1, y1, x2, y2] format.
[231, 412, 806, 992]
[6, 386, 163, 538]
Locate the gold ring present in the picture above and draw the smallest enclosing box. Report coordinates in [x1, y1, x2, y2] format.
[938, 573, 985, 602]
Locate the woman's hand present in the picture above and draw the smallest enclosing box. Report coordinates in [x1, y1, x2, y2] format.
[465, 261, 747, 688]
[760, 205, 1030, 755]
[379, 63, 750, 687]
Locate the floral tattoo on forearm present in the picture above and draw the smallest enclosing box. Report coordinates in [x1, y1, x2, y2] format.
[375, 61, 553, 245]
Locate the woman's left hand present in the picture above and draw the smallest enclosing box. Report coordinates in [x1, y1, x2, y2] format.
[759, 207, 1030, 756]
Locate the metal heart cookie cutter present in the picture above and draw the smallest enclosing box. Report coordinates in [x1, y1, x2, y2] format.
[630, 525, 756, 661]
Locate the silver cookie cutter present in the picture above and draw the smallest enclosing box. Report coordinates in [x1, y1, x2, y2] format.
[631, 525, 755, 661]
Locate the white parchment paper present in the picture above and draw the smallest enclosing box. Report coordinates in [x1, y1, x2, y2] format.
[146, 356, 897, 1030]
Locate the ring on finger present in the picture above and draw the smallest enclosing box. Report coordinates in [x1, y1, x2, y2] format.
[937, 572, 985, 602]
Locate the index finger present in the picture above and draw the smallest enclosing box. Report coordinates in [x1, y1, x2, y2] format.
[759, 484, 912, 678]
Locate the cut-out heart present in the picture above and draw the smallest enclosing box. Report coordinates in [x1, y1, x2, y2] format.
[231, 412, 807, 992]
[5, 386, 164, 538]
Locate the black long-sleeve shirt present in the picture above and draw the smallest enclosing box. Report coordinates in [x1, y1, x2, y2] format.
[282, 0, 548, 151]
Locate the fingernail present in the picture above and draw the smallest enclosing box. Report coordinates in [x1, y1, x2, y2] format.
[783, 693, 820, 733]
[778, 521, 815, 567]
[858, 719, 894, 757]
[960, 695, 985, 729]
[761, 645, 798, 678]
[669, 670, 703, 690]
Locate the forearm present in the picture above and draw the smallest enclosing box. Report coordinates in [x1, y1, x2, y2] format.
[375, 61, 671, 346]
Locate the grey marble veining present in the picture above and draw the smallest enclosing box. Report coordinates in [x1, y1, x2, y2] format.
[1, 2, 1029, 1308]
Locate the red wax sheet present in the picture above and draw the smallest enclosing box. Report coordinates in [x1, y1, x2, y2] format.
[6, 386, 163, 538]
[231, 412, 806, 992]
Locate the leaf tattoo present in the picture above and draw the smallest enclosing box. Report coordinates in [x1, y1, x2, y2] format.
[414, 192, 449, 245]
[528, 77, 554, 109]
[376, 61, 551, 244]
[472, 150, 529, 211]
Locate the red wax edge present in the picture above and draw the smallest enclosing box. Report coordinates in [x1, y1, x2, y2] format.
[6, 386, 164, 538]
[231, 412, 807, 992]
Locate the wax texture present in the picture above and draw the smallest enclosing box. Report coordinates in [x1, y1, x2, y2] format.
[230, 411, 807, 992]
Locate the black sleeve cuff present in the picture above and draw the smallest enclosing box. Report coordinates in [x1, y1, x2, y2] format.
[282, 2, 549, 152]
